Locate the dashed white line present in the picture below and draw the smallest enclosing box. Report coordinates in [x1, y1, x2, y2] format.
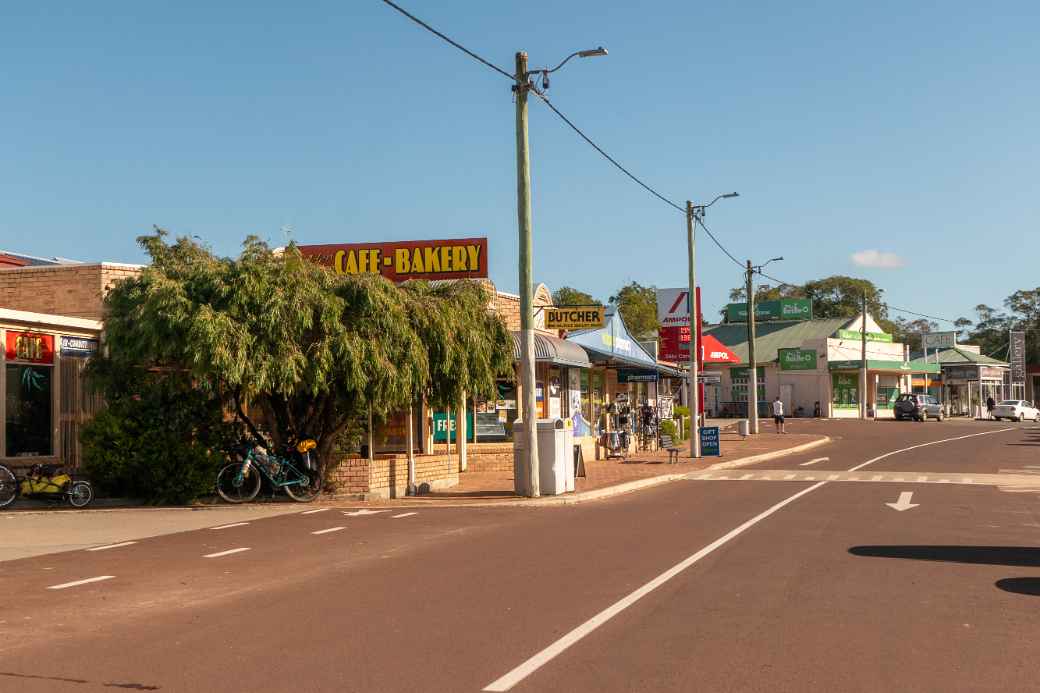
[482, 481, 828, 692]
[210, 522, 249, 530]
[48, 576, 115, 590]
[800, 457, 829, 466]
[871, 475, 883, 481]
[783, 473, 797, 480]
[311, 526, 346, 535]
[917, 476, 928, 482]
[739, 473, 754, 480]
[392, 512, 419, 519]
[301, 508, 330, 515]
[827, 474, 840, 481]
[85, 541, 137, 552]
[203, 548, 251, 558]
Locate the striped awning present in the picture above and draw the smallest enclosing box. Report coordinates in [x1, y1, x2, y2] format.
[511, 332, 591, 369]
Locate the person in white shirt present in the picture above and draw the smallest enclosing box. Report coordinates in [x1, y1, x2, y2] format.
[772, 396, 786, 433]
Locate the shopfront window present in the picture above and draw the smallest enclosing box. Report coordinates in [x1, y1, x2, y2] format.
[831, 372, 858, 409]
[731, 367, 765, 404]
[6, 364, 53, 456]
[590, 371, 604, 432]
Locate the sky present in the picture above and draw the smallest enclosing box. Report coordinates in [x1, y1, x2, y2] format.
[3, 1, 1038, 325]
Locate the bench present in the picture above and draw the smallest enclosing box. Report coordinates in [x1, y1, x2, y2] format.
[659, 434, 681, 464]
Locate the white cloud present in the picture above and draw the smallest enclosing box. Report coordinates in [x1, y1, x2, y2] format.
[851, 249, 905, 269]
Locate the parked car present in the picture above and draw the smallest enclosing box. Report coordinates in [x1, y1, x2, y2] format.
[991, 400, 1040, 422]
[894, 393, 944, 421]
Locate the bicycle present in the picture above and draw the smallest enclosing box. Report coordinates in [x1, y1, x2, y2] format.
[0, 463, 94, 510]
[216, 439, 322, 504]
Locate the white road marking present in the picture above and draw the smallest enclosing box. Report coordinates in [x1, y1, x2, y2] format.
[300, 508, 330, 515]
[85, 541, 137, 552]
[203, 548, 251, 558]
[739, 473, 754, 480]
[917, 476, 928, 482]
[893, 477, 904, 482]
[871, 475, 883, 481]
[483, 481, 828, 692]
[963, 478, 974, 484]
[800, 457, 829, 466]
[311, 526, 345, 535]
[210, 522, 249, 530]
[48, 576, 115, 590]
[827, 474, 840, 481]
[885, 491, 920, 512]
[342, 509, 390, 517]
[392, 512, 418, 519]
[846, 428, 1014, 472]
[783, 473, 797, 480]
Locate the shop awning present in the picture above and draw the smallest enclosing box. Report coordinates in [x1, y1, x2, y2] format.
[566, 309, 661, 371]
[702, 334, 740, 363]
[828, 359, 940, 373]
[511, 332, 591, 368]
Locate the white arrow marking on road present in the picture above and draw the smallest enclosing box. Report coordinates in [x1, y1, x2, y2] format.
[885, 491, 919, 512]
[342, 509, 390, 517]
[47, 575, 115, 590]
[800, 457, 829, 466]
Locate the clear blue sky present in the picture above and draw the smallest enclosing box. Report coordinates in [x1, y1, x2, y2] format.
[3, 1, 1037, 325]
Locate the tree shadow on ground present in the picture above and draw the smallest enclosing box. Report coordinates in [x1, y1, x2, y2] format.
[995, 577, 1040, 596]
[849, 545, 1040, 567]
[0, 672, 159, 689]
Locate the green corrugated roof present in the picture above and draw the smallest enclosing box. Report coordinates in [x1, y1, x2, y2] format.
[908, 347, 1008, 368]
[703, 317, 850, 365]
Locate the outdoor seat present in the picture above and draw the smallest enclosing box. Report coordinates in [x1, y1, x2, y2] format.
[659, 434, 680, 464]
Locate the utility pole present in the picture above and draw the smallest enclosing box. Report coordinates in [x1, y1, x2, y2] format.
[686, 202, 700, 458]
[746, 260, 760, 434]
[514, 51, 539, 497]
[860, 292, 868, 420]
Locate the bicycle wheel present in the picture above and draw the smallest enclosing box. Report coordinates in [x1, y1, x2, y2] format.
[216, 463, 261, 503]
[284, 469, 322, 503]
[68, 481, 94, 508]
[0, 465, 17, 509]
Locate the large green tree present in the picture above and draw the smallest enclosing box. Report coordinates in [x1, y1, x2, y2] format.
[724, 275, 890, 325]
[94, 232, 512, 473]
[552, 286, 598, 307]
[609, 281, 658, 338]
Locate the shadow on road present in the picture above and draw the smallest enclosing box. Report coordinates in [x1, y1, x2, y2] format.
[0, 671, 159, 689]
[849, 545, 1040, 567]
[995, 577, 1040, 596]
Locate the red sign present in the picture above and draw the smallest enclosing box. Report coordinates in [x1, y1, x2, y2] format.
[298, 237, 488, 283]
[659, 288, 704, 363]
[5, 332, 55, 364]
[702, 335, 740, 363]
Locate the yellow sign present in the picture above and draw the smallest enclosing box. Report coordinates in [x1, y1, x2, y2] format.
[544, 306, 605, 330]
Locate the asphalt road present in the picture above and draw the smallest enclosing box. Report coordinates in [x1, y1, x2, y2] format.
[1, 419, 1038, 692]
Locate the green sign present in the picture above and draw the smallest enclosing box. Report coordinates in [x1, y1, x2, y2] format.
[725, 298, 812, 323]
[433, 411, 475, 443]
[779, 348, 818, 371]
[831, 372, 858, 409]
[730, 366, 765, 380]
[836, 329, 893, 343]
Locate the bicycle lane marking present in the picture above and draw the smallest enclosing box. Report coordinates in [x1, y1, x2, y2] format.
[485, 428, 1017, 691]
[47, 576, 115, 590]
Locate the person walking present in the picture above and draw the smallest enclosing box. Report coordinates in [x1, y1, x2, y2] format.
[772, 395, 786, 434]
[986, 395, 996, 420]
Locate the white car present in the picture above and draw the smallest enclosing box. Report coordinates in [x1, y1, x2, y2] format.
[991, 400, 1040, 422]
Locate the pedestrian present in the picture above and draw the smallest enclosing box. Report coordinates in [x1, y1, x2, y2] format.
[986, 395, 995, 420]
[772, 396, 786, 434]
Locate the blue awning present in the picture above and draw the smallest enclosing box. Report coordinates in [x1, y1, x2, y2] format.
[566, 309, 662, 371]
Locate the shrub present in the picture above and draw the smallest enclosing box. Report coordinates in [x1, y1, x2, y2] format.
[81, 373, 237, 504]
[660, 418, 678, 440]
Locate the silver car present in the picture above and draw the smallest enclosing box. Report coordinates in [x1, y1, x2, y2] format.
[991, 400, 1040, 422]
[894, 393, 944, 421]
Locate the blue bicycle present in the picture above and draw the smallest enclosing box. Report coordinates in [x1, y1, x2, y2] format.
[216, 440, 321, 503]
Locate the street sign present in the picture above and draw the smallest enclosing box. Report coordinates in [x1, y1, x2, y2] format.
[921, 331, 957, 350]
[1010, 330, 1026, 384]
[544, 306, 605, 330]
[698, 371, 722, 384]
[656, 287, 690, 327]
[700, 426, 720, 457]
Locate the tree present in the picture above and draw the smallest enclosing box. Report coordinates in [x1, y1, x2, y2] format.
[94, 232, 513, 478]
[552, 286, 598, 307]
[800, 276, 888, 322]
[609, 281, 658, 338]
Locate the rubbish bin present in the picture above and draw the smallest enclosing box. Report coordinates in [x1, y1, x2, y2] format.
[513, 418, 574, 495]
[737, 419, 749, 437]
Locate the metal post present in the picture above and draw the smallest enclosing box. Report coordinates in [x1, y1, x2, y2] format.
[406, 402, 416, 495]
[860, 293, 868, 420]
[746, 260, 760, 434]
[515, 51, 540, 497]
[686, 202, 700, 458]
[458, 391, 468, 472]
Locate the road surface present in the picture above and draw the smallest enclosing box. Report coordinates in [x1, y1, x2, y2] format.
[1, 419, 1038, 692]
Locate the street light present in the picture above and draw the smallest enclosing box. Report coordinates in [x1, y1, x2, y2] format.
[685, 193, 740, 458]
[744, 256, 784, 434]
[514, 47, 607, 497]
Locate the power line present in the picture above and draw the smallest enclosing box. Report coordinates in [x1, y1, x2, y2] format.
[379, 0, 514, 81]
[696, 218, 744, 269]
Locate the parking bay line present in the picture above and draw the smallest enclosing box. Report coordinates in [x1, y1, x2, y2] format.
[311, 526, 346, 535]
[482, 481, 828, 692]
[800, 457, 829, 466]
[48, 576, 115, 590]
[86, 541, 137, 552]
[487, 429, 1018, 692]
[203, 548, 251, 559]
[210, 522, 249, 530]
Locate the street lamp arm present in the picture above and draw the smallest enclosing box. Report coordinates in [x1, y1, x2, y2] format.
[535, 46, 609, 75]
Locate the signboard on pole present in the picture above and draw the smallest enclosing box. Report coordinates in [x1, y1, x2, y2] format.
[699, 426, 720, 457]
[779, 347, 818, 371]
[725, 298, 812, 323]
[656, 288, 691, 327]
[544, 306, 605, 330]
[1010, 330, 1026, 384]
[921, 331, 957, 350]
[299, 237, 488, 282]
[657, 287, 702, 364]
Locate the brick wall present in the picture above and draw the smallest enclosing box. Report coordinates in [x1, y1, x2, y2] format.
[326, 452, 460, 500]
[0, 263, 142, 319]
